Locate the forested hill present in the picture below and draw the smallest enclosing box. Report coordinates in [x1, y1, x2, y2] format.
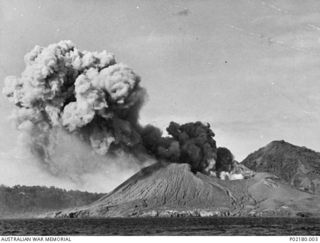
[0, 185, 104, 218]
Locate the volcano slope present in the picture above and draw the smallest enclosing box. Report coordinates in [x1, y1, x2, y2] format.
[51, 162, 320, 218]
[243, 140, 320, 195]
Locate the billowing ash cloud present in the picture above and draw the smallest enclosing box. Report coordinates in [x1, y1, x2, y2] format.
[3, 40, 235, 182]
[216, 147, 234, 173]
[3, 40, 147, 177]
[141, 122, 217, 173]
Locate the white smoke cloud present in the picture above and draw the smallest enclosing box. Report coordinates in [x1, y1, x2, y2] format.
[2, 41, 152, 191]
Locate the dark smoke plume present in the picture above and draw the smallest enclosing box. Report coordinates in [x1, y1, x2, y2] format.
[216, 147, 234, 173]
[141, 122, 217, 173]
[3, 41, 234, 180]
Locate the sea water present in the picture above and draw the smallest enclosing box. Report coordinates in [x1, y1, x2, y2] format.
[0, 217, 319, 236]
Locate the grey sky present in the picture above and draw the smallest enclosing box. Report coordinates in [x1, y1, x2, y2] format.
[1, 0, 320, 189]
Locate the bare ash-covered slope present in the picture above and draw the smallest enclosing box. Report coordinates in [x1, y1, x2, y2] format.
[52, 162, 320, 218]
[242, 140, 320, 195]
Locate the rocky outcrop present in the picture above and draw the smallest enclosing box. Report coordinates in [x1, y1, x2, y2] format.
[242, 140, 320, 194]
[50, 162, 320, 218]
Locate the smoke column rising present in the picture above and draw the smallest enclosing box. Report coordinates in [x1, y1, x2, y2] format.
[2, 40, 154, 188]
[3, 41, 233, 190]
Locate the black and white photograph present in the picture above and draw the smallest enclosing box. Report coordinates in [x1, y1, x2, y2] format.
[0, 0, 320, 239]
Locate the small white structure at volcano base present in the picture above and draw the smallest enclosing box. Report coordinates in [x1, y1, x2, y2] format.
[219, 171, 244, 180]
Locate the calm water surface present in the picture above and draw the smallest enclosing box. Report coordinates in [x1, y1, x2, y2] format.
[0, 217, 319, 236]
